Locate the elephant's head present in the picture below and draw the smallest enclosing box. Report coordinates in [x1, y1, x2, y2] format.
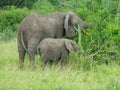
[64, 39, 79, 53]
[64, 12, 92, 36]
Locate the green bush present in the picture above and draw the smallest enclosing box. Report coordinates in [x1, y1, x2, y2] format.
[0, 0, 36, 9]
[29, 0, 120, 62]
[33, 0, 56, 14]
[0, 29, 16, 41]
[0, 6, 30, 41]
[0, 0, 120, 63]
[0, 6, 29, 33]
[73, 0, 120, 62]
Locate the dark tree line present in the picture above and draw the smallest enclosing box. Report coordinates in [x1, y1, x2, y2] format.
[0, 0, 67, 9]
[0, 0, 36, 9]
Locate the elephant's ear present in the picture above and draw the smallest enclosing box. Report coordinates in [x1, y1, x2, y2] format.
[64, 40, 74, 52]
[64, 15, 70, 36]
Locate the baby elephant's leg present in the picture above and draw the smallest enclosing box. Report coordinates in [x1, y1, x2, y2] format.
[41, 58, 48, 70]
[59, 52, 68, 68]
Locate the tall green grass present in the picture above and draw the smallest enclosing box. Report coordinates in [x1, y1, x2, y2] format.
[0, 40, 120, 90]
[0, 1, 120, 89]
[0, 0, 120, 60]
[0, 64, 120, 90]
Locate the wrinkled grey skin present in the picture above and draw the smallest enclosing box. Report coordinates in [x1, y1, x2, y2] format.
[37, 38, 79, 67]
[17, 11, 91, 69]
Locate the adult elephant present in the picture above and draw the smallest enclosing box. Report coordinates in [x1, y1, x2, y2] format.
[17, 11, 91, 69]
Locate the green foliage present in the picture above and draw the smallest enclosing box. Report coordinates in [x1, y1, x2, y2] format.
[0, 1, 120, 89]
[0, 30, 16, 41]
[0, 41, 120, 90]
[67, 52, 94, 70]
[0, 0, 36, 9]
[73, 0, 120, 62]
[0, 6, 30, 41]
[33, 0, 56, 14]
[0, 0, 120, 63]
[0, 6, 29, 32]
[49, 0, 59, 6]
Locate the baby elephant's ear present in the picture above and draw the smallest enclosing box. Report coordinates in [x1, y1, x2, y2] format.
[64, 40, 74, 52]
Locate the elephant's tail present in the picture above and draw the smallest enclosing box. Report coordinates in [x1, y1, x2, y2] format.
[21, 32, 32, 56]
[21, 32, 27, 51]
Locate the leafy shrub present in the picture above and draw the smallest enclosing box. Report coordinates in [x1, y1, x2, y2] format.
[0, 0, 120, 64]
[0, 6, 30, 41]
[0, 6, 29, 33]
[67, 52, 95, 70]
[0, 29, 16, 41]
[0, 0, 36, 9]
[33, 0, 56, 14]
[32, 0, 120, 63]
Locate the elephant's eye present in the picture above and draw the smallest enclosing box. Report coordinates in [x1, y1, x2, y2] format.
[68, 20, 71, 25]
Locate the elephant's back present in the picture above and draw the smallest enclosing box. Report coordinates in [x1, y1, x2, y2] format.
[17, 13, 45, 40]
[18, 13, 42, 31]
[40, 38, 64, 46]
[39, 38, 63, 60]
[18, 12, 61, 35]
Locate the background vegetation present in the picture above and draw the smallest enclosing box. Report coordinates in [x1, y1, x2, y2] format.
[0, 0, 120, 89]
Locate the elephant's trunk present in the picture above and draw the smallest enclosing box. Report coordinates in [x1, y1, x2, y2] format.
[77, 51, 85, 57]
[80, 23, 92, 35]
[80, 23, 92, 29]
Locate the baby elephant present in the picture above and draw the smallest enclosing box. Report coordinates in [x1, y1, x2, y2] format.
[37, 38, 79, 67]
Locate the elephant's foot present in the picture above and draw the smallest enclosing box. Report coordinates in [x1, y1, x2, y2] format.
[18, 64, 25, 70]
[29, 60, 35, 71]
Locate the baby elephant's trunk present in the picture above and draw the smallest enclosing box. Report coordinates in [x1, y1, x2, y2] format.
[77, 51, 85, 56]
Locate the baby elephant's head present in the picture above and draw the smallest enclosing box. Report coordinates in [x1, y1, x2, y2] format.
[64, 39, 79, 53]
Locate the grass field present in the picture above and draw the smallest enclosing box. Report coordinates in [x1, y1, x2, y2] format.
[0, 40, 120, 90]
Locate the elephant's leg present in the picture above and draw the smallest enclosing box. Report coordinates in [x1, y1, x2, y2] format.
[41, 58, 48, 70]
[59, 52, 68, 68]
[59, 58, 65, 67]
[27, 47, 36, 70]
[29, 53, 35, 70]
[18, 46, 26, 69]
[58, 58, 65, 70]
[27, 38, 39, 69]
[49, 60, 54, 66]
